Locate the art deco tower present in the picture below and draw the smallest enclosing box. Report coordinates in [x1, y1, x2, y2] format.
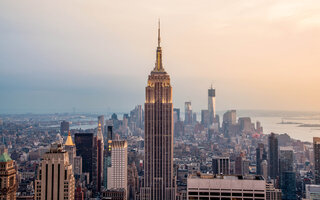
[141, 21, 175, 200]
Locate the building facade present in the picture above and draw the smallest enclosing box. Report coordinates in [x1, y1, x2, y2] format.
[75, 133, 94, 182]
[268, 133, 279, 179]
[314, 137, 320, 184]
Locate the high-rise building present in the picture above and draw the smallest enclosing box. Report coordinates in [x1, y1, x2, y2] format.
[306, 184, 320, 200]
[184, 102, 192, 125]
[60, 120, 69, 136]
[256, 143, 267, 175]
[65, 131, 76, 173]
[75, 133, 94, 182]
[96, 123, 104, 192]
[0, 153, 17, 200]
[268, 133, 279, 179]
[107, 140, 128, 199]
[201, 110, 209, 126]
[34, 144, 75, 200]
[98, 115, 105, 135]
[314, 137, 320, 184]
[212, 156, 230, 175]
[173, 108, 180, 122]
[140, 21, 175, 200]
[208, 85, 216, 125]
[103, 126, 113, 188]
[187, 173, 266, 200]
[280, 172, 296, 200]
[279, 147, 294, 174]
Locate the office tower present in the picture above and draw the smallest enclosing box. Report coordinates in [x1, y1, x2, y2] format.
[279, 147, 294, 174]
[107, 126, 113, 141]
[73, 156, 82, 175]
[280, 172, 296, 200]
[34, 144, 75, 200]
[306, 184, 320, 200]
[0, 153, 17, 200]
[129, 105, 143, 129]
[184, 102, 192, 125]
[192, 113, 197, 124]
[268, 133, 279, 179]
[107, 140, 128, 199]
[75, 133, 94, 181]
[98, 115, 105, 135]
[223, 110, 236, 125]
[173, 108, 180, 122]
[65, 131, 76, 172]
[103, 126, 113, 188]
[238, 117, 253, 133]
[201, 110, 209, 126]
[96, 123, 104, 192]
[208, 85, 216, 125]
[256, 143, 267, 175]
[212, 156, 230, 175]
[266, 183, 282, 200]
[314, 137, 320, 184]
[187, 173, 266, 199]
[128, 163, 139, 200]
[235, 154, 249, 176]
[60, 120, 69, 136]
[140, 21, 175, 200]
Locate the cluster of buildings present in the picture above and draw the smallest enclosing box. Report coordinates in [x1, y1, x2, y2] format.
[0, 24, 320, 200]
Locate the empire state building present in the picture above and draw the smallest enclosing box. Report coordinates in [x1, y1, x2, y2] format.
[140, 22, 176, 200]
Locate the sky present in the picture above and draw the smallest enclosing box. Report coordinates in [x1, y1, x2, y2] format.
[0, 0, 320, 114]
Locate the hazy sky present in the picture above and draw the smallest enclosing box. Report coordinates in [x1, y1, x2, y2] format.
[1, 0, 320, 113]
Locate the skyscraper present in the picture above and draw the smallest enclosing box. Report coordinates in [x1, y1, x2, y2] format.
[96, 122, 104, 192]
[0, 153, 16, 200]
[314, 137, 320, 184]
[208, 85, 216, 125]
[34, 143, 75, 200]
[107, 140, 128, 199]
[75, 133, 94, 182]
[140, 21, 175, 200]
[184, 102, 192, 125]
[256, 143, 267, 175]
[268, 133, 279, 179]
[98, 115, 105, 135]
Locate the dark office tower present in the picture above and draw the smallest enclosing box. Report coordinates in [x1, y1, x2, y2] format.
[212, 156, 230, 175]
[201, 110, 209, 126]
[98, 115, 105, 135]
[75, 133, 94, 181]
[279, 147, 294, 174]
[184, 102, 192, 125]
[96, 123, 104, 192]
[256, 143, 267, 175]
[60, 120, 69, 136]
[140, 21, 175, 200]
[314, 137, 320, 184]
[280, 172, 296, 200]
[107, 126, 113, 141]
[208, 85, 216, 125]
[268, 133, 279, 179]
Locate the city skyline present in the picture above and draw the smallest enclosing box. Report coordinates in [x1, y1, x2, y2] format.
[1, 0, 320, 113]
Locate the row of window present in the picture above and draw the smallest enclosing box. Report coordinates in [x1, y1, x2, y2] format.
[188, 192, 265, 197]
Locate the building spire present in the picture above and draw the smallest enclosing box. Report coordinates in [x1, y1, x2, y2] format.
[158, 19, 161, 47]
[154, 19, 164, 72]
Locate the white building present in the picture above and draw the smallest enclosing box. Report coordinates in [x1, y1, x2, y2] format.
[306, 184, 320, 200]
[187, 173, 266, 200]
[107, 140, 128, 198]
[34, 144, 75, 200]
